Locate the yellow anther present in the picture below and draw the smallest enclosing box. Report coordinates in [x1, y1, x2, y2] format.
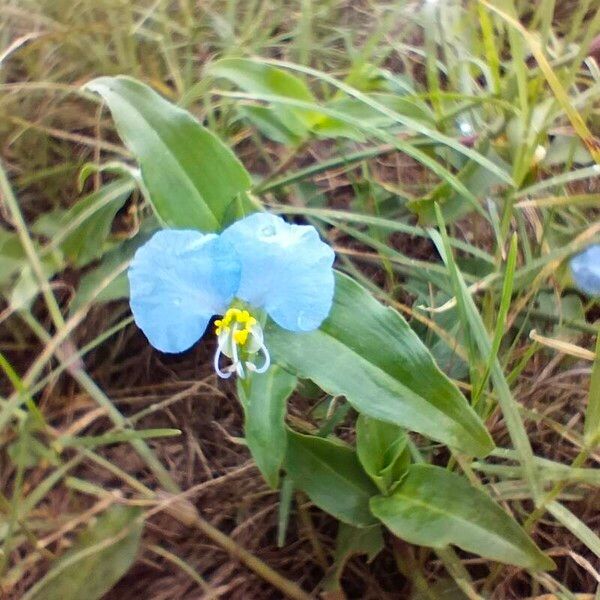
[215, 307, 258, 341]
[233, 329, 249, 345]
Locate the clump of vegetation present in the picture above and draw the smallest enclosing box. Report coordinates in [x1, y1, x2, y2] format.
[1, 1, 599, 598]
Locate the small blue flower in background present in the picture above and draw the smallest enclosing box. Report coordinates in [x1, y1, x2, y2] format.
[128, 212, 335, 378]
[570, 244, 600, 296]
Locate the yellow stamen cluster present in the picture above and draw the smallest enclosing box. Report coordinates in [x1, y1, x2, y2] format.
[214, 308, 257, 346]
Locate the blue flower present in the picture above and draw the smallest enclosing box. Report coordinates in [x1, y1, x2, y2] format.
[570, 244, 600, 296]
[128, 213, 335, 378]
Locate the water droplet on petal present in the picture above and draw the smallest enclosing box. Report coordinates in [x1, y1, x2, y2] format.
[261, 225, 276, 237]
[296, 311, 311, 330]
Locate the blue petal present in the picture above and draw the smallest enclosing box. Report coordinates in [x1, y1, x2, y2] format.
[570, 244, 600, 296]
[220, 212, 335, 331]
[128, 230, 240, 353]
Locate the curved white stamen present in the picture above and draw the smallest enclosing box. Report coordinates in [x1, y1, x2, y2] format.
[213, 340, 233, 379]
[213, 309, 271, 379]
[230, 323, 245, 379]
[255, 342, 271, 373]
[246, 341, 270, 374]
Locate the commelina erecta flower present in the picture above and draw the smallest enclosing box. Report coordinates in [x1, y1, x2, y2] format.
[570, 244, 600, 297]
[128, 212, 335, 379]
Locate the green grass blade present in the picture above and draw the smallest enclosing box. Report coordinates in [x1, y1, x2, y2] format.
[258, 57, 515, 186]
[584, 334, 600, 446]
[218, 89, 488, 216]
[473, 234, 518, 406]
[547, 501, 600, 558]
[432, 205, 542, 503]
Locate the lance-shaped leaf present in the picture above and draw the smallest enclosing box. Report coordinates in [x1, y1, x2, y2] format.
[322, 523, 384, 593]
[266, 273, 494, 457]
[207, 58, 322, 137]
[285, 430, 378, 527]
[371, 464, 555, 570]
[25, 505, 143, 600]
[356, 415, 411, 493]
[238, 366, 297, 488]
[84, 76, 251, 231]
[32, 178, 135, 267]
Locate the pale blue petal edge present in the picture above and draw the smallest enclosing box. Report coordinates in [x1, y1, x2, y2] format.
[220, 212, 335, 331]
[571, 244, 600, 296]
[128, 229, 241, 353]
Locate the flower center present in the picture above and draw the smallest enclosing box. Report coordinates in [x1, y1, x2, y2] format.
[213, 307, 270, 379]
[214, 308, 257, 345]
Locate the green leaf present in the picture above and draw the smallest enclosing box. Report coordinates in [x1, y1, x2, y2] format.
[412, 578, 469, 600]
[32, 179, 134, 267]
[25, 505, 143, 600]
[322, 523, 384, 592]
[285, 430, 378, 527]
[78, 160, 141, 192]
[356, 415, 410, 494]
[314, 93, 434, 142]
[239, 105, 303, 146]
[277, 475, 294, 547]
[266, 272, 494, 457]
[9, 256, 64, 312]
[238, 366, 297, 488]
[409, 149, 511, 226]
[370, 464, 554, 570]
[0, 228, 27, 286]
[71, 265, 128, 313]
[70, 225, 155, 313]
[207, 58, 321, 136]
[334, 522, 384, 563]
[8, 428, 58, 469]
[84, 76, 251, 231]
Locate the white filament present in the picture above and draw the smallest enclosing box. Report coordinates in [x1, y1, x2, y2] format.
[213, 337, 233, 379]
[245, 341, 271, 374]
[213, 321, 269, 380]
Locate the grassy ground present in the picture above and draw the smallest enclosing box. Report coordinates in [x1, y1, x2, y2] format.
[1, 0, 599, 598]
